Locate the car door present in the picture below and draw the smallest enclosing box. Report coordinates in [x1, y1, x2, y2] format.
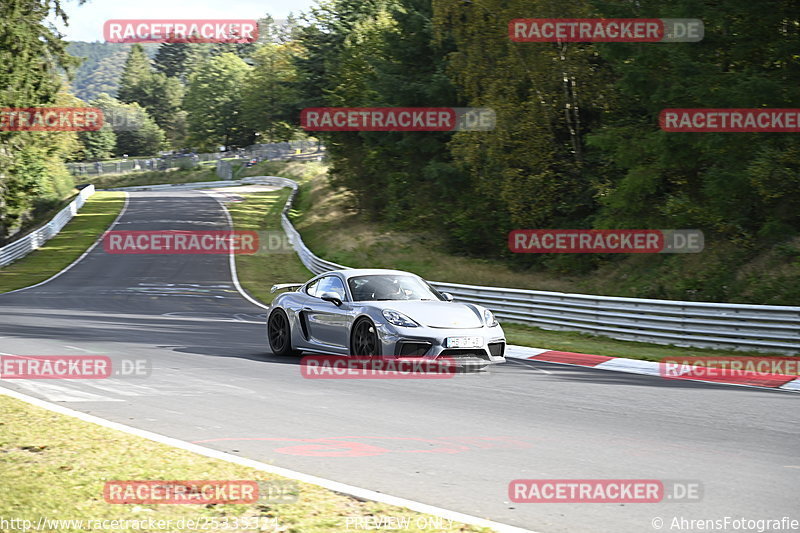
[302, 275, 350, 349]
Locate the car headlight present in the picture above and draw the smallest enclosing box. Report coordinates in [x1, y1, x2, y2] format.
[382, 309, 418, 327]
[484, 309, 498, 327]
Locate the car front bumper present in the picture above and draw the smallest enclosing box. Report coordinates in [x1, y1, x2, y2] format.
[374, 322, 506, 364]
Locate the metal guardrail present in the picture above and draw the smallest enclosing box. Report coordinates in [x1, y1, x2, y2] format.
[0, 185, 96, 268]
[255, 177, 799, 353]
[39, 176, 798, 353]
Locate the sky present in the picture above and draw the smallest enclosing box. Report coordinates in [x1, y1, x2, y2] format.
[53, 0, 319, 42]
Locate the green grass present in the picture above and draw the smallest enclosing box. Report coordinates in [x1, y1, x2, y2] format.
[0, 395, 490, 533]
[226, 189, 312, 305]
[240, 160, 327, 182]
[0, 191, 126, 294]
[502, 323, 786, 362]
[0, 160, 326, 296]
[5, 162, 783, 364]
[225, 185, 786, 362]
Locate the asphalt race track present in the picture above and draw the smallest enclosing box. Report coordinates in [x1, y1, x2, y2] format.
[1, 190, 797, 533]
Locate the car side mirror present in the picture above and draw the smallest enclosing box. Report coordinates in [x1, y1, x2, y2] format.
[320, 292, 343, 306]
[441, 292, 454, 302]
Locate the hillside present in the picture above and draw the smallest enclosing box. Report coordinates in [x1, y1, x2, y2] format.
[66, 42, 158, 101]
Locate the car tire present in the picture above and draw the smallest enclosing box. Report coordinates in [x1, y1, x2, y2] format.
[268, 309, 300, 356]
[350, 318, 380, 356]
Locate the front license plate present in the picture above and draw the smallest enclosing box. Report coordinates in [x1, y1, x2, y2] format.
[446, 336, 483, 348]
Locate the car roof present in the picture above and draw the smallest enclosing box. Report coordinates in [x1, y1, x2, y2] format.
[320, 268, 419, 280]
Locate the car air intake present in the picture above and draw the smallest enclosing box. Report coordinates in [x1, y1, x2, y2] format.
[488, 342, 505, 357]
[397, 342, 431, 357]
[439, 349, 490, 361]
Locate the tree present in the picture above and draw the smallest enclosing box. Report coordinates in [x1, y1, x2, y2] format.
[140, 72, 186, 146]
[431, 0, 606, 260]
[117, 44, 152, 104]
[0, 0, 82, 241]
[76, 125, 116, 161]
[68, 43, 129, 101]
[211, 42, 257, 61]
[77, 49, 128, 100]
[154, 42, 189, 79]
[154, 42, 208, 82]
[183, 53, 255, 150]
[117, 44, 187, 147]
[242, 42, 302, 141]
[291, 0, 474, 232]
[92, 94, 165, 156]
[586, 0, 800, 241]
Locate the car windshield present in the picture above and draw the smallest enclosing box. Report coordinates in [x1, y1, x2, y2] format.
[347, 274, 441, 301]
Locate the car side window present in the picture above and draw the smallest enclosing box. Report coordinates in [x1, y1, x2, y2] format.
[317, 276, 347, 300]
[305, 278, 321, 297]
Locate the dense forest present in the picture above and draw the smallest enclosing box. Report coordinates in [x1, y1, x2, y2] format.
[67, 42, 159, 101]
[1, 0, 798, 303]
[293, 1, 799, 281]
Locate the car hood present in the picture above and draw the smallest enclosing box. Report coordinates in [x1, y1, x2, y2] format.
[369, 300, 484, 329]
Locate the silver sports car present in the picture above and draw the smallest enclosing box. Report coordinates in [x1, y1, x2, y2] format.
[266, 269, 506, 366]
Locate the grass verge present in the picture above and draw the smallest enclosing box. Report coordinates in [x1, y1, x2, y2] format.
[0, 395, 490, 533]
[10, 163, 781, 364]
[0, 161, 323, 297]
[225, 184, 788, 362]
[0, 191, 126, 294]
[283, 168, 795, 361]
[226, 189, 311, 305]
[501, 324, 787, 362]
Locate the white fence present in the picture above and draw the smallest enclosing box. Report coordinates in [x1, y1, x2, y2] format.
[0, 185, 96, 268]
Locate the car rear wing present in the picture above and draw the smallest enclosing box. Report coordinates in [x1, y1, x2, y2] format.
[270, 283, 303, 293]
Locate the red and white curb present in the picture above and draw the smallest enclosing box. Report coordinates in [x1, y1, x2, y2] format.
[506, 346, 800, 393]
